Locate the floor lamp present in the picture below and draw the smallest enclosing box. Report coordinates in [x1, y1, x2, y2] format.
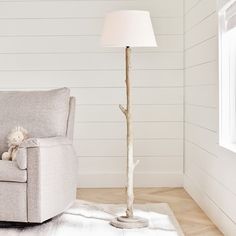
[101, 10, 157, 229]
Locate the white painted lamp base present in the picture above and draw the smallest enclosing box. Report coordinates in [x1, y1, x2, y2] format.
[110, 216, 149, 229]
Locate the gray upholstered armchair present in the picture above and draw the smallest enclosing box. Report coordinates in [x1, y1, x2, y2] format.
[0, 88, 77, 223]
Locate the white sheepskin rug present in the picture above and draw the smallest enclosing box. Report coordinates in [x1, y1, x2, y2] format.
[0, 200, 184, 236]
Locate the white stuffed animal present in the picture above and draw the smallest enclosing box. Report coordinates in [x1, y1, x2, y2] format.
[2, 126, 28, 161]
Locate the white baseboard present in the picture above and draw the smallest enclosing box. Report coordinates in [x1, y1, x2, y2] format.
[184, 175, 236, 236]
[77, 172, 183, 188]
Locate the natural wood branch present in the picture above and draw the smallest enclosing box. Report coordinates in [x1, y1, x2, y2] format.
[111, 47, 148, 230]
[119, 104, 127, 116]
[123, 46, 135, 219]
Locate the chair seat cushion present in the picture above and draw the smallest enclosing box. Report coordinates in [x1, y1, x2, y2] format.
[0, 160, 27, 183]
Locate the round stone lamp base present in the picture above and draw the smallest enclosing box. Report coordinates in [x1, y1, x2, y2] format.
[110, 216, 149, 229]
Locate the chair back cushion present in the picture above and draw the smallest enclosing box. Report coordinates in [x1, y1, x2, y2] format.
[0, 88, 70, 154]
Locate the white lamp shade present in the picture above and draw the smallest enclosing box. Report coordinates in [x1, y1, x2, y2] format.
[101, 10, 157, 47]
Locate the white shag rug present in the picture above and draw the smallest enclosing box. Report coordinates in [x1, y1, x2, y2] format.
[0, 200, 184, 236]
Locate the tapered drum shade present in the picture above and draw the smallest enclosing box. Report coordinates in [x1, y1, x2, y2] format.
[101, 10, 157, 47]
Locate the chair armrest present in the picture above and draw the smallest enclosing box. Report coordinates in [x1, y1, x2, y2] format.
[21, 136, 72, 148]
[21, 136, 77, 222]
[16, 137, 73, 169]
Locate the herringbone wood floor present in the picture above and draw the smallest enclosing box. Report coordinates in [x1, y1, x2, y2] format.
[77, 188, 222, 235]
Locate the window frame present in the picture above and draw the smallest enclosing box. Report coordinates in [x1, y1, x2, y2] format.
[219, 0, 236, 152]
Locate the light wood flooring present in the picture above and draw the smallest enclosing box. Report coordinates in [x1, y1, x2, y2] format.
[77, 188, 222, 235]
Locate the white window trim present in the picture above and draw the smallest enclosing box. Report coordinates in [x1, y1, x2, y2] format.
[219, 0, 236, 153]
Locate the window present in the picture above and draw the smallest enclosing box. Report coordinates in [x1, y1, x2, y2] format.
[219, 0, 236, 152]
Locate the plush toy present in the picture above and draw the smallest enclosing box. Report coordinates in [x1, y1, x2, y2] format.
[2, 126, 28, 161]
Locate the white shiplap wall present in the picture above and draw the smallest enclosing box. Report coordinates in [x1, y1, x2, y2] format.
[0, 0, 184, 187]
[184, 0, 236, 234]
